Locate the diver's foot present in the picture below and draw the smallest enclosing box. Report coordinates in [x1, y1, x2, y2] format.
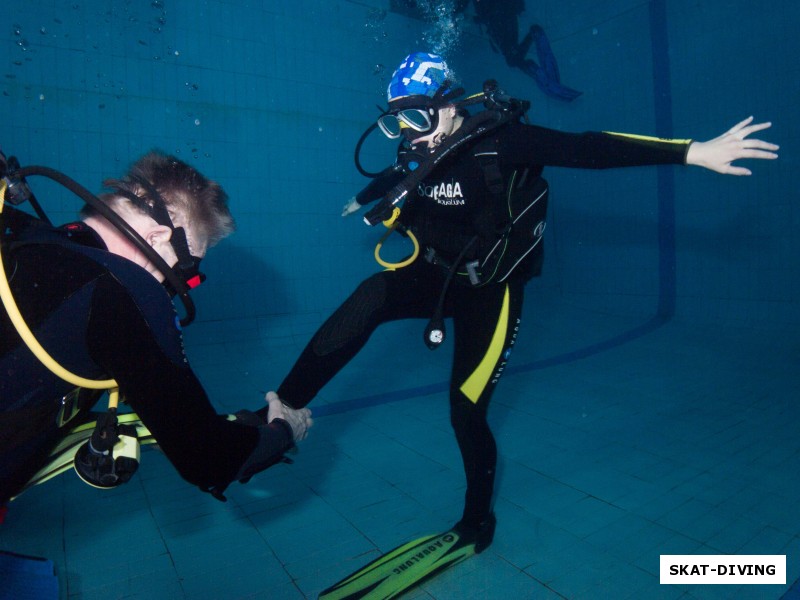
[453, 512, 496, 554]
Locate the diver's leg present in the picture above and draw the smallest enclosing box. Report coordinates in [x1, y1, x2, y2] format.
[0, 405, 63, 504]
[473, 1, 524, 66]
[0, 387, 101, 503]
[276, 261, 443, 409]
[448, 280, 525, 551]
[488, 20, 524, 68]
[503, 14, 544, 70]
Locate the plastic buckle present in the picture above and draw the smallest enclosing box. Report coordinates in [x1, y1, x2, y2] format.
[465, 260, 481, 286]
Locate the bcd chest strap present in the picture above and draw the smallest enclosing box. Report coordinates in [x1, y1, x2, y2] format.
[451, 139, 549, 287]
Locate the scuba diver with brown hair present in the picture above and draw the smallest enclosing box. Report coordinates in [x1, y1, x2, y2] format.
[0, 150, 312, 507]
[268, 51, 777, 553]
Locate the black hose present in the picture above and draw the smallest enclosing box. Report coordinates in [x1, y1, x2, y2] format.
[353, 122, 388, 178]
[423, 235, 478, 350]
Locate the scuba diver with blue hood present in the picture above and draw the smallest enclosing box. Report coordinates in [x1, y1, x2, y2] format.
[270, 51, 778, 552]
[0, 150, 312, 507]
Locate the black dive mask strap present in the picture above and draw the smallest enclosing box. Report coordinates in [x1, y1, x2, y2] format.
[168, 226, 205, 289]
[115, 175, 207, 290]
[432, 80, 465, 106]
[126, 175, 172, 227]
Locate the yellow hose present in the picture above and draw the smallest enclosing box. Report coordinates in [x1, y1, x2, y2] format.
[373, 207, 419, 269]
[0, 178, 118, 392]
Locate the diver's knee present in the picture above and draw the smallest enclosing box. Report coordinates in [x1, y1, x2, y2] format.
[449, 393, 486, 429]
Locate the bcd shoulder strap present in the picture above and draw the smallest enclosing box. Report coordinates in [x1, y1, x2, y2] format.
[473, 140, 509, 235]
[460, 137, 549, 286]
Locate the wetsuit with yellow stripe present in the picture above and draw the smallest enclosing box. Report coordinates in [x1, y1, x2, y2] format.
[276, 120, 690, 534]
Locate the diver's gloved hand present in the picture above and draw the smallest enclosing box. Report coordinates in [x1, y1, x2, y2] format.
[231, 408, 264, 426]
[233, 393, 312, 483]
[266, 391, 312, 441]
[342, 196, 361, 217]
[204, 398, 312, 502]
[232, 418, 292, 487]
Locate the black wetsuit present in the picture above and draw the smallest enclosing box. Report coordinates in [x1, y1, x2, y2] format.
[0, 220, 291, 504]
[277, 120, 690, 528]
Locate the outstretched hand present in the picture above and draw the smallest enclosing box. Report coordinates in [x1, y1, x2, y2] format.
[266, 391, 312, 441]
[342, 196, 361, 217]
[686, 116, 779, 175]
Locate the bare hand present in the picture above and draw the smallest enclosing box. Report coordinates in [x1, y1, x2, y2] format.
[686, 116, 779, 175]
[266, 391, 312, 441]
[342, 197, 361, 217]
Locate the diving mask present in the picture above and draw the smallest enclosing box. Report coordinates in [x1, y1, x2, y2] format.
[377, 107, 438, 139]
[378, 81, 467, 140]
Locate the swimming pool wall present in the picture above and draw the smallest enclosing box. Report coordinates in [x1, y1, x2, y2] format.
[1, 0, 795, 347]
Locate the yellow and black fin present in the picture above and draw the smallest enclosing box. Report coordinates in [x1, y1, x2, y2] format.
[318, 528, 476, 600]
